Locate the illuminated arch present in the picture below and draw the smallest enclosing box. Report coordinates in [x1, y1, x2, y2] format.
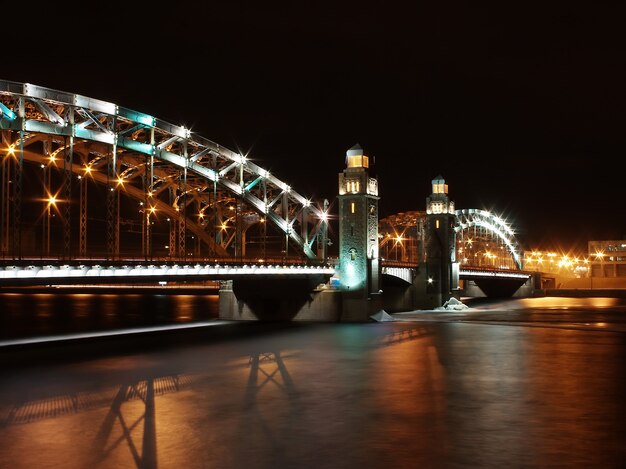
[0, 80, 328, 259]
[454, 209, 522, 269]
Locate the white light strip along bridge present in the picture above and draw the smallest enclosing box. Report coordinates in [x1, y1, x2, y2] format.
[0, 262, 335, 283]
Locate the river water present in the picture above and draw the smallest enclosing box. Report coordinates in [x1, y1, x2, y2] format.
[0, 294, 625, 468]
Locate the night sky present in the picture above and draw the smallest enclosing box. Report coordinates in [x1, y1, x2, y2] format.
[6, 3, 625, 252]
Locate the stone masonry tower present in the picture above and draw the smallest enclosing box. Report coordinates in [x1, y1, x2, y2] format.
[337, 144, 381, 320]
[425, 175, 459, 306]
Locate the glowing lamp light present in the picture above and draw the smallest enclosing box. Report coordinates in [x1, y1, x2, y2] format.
[346, 263, 355, 277]
[48, 196, 57, 206]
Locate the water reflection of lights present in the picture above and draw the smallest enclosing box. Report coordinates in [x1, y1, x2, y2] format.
[518, 297, 620, 309]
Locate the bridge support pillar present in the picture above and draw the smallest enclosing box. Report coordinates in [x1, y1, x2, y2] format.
[218, 279, 343, 321]
[424, 175, 459, 308]
[334, 144, 382, 321]
[339, 290, 383, 322]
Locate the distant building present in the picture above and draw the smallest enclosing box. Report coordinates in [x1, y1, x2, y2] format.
[588, 240, 626, 278]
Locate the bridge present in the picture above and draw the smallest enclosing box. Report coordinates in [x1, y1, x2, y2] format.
[1, 80, 535, 320]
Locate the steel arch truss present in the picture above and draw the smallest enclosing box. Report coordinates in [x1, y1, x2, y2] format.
[454, 209, 522, 270]
[0, 80, 328, 260]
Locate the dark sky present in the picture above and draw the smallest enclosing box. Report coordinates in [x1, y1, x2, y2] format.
[6, 3, 625, 252]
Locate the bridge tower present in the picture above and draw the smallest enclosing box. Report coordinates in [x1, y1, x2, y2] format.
[425, 175, 459, 306]
[337, 144, 381, 320]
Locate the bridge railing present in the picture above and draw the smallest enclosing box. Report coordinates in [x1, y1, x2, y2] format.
[0, 256, 335, 268]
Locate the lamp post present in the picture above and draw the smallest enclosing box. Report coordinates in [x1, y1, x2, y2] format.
[46, 196, 56, 257]
[593, 252, 605, 290]
[41, 163, 47, 258]
[139, 202, 146, 259]
[147, 206, 155, 261]
[166, 217, 172, 259]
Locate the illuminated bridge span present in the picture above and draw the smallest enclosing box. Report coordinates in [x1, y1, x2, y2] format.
[378, 207, 531, 298]
[1, 79, 329, 263]
[1, 80, 525, 274]
[0, 80, 534, 313]
[379, 209, 523, 270]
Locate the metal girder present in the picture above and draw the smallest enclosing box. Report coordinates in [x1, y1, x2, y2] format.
[33, 99, 66, 126]
[63, 134, 73, 258]
[0, 79, 326, 260]
[454, 209, 522, 269]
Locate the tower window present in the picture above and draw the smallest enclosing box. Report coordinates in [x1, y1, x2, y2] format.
[351, 202, 355, 213]
[347, 155, 369, 168]
[433, 183, 448, 194]
[349, 248, 357, 260]
[347, 180, 360, 193]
